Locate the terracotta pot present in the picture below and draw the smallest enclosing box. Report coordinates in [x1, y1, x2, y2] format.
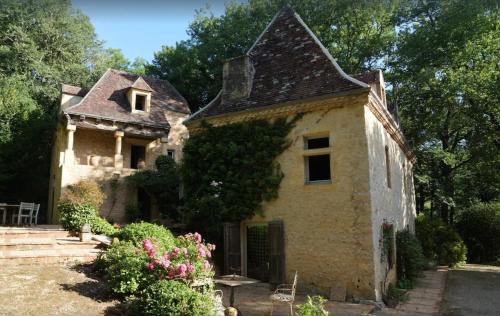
[90, 155, 100, 166]
[137, 159, 146, 169]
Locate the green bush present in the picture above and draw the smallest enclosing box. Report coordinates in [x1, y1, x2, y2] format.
[456, 201, 500, 263]
[59, 202, 96, 232]
[416, 216, 467, 266]
[139, 280, 213, 316]
[296, 295, 329, 316]
[114, 222, 175, 251]
[90, 215, 117, 236]
[101, 241, 154, 295]
[396, 229, 425, 284]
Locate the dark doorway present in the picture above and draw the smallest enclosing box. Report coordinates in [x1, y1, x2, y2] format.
[137, 188, 151, 221]
[246, 224, 270, 282]
[131, 145, 146, 169]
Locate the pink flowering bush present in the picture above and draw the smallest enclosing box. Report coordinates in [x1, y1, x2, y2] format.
[141, 232, 216, 283]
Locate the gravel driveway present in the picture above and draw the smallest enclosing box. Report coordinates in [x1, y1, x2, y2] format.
[441, 264, 500, 316]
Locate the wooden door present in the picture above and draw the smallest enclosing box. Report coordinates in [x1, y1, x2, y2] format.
[223, 222, 241, 275]
[268, 220, 285, 288]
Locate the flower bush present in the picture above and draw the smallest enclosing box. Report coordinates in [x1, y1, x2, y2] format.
[141, 232, 215, 283]
[114, 221, 176, 250]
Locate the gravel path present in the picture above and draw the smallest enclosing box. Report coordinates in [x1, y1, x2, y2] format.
[441, 264, 500, 316]
[0, 263, 120, 316]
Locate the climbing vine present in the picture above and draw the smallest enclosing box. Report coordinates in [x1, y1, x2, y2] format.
[181, 115, 302, 242]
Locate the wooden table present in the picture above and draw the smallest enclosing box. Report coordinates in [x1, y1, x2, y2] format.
[0, 204, 19, 225]
[215, 274, 260, 307]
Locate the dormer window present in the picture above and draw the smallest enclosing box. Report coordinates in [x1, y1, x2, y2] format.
[127, 76, 154, 114]
[135, 94, 146, 111]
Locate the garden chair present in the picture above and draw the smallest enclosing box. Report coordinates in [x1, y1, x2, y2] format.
[30, 204, 40, 226]
[270, 271, 298, 316]
[12, 202, 34, 225]
[0, 203, 6, 225]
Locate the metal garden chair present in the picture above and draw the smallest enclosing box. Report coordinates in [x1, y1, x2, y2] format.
[30, 204, 40, 225]
[270, 271, 298, 316]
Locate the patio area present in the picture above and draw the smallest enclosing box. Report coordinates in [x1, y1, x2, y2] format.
[217, 282, 374, 316]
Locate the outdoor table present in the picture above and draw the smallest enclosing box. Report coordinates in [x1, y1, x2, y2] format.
[0, 204, 19, 225]
[214, 274, 260, 307]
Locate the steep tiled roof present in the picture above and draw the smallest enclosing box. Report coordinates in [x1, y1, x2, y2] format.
[61, 84, 88, 97]
[189, 5, 368, 121]
[353, 70, 381, 85]
[64, 69, 190, 127]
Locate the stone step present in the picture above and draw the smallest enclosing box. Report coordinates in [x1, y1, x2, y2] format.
[0, 255, 97, 265]
[0, 237, 101, 251]
[0, 248, 101, 265]
[0, 229, 72, 239]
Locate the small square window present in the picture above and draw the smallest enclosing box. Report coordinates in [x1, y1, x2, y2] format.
[135, 95, 146, 111]
[306, 154, 331, 182]
[166, 149, 175, 160]
[306, 136, 329, 149]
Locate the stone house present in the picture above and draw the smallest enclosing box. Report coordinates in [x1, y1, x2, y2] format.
[185, 6, 416, 301]
[47, 69, 190, 224]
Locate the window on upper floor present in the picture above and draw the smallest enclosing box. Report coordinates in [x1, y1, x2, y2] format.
[385, 145, 391, 188]
[135, 94, 146, 111]
[166, 149, 175, 160]
[304, 135, 331, 183]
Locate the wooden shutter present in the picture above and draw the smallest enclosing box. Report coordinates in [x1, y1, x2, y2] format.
[268, 220, 285, 288]
[223, 222, 241, 275]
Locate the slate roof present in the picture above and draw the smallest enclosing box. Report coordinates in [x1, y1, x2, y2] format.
[64, 69, 190, 127]
[131, 77, 154, 92]
[61, 84, 88, 97]
[189, 5, 369, 121]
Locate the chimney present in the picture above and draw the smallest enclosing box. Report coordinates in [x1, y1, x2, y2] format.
[221, 55, 254, 104]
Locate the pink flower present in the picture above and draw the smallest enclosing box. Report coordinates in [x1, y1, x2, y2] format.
[194, 232, 202, 243]
[146, 262, 154, 270]
[207, 243, 216, 251]
[171, 247, 180, 258]
[187, 263, 196, 274]
[203, 260, 211, 271]
[162, 251, 170, 260]
[167, 266, 175, 279]
[197, 245, 207, 258]
[176, 263, 187, 277]
[143, 239, 157, 258]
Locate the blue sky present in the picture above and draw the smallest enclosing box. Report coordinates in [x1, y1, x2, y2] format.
[72, 0, 230, 62]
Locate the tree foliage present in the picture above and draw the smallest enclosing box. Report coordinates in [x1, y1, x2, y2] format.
[389, 0, 499, 222]
[0, 0, 143, 213]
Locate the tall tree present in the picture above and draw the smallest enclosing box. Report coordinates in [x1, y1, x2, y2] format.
[0, 0, 135, 212]
[390, 0, 499, 222]
[147, 0, 399, 109]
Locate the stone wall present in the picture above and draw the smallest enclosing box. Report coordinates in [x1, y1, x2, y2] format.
[364, 105, 416, 301]
[242, 94, 377, 300]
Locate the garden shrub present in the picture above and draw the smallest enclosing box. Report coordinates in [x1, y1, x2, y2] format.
[396, 229, 425, 284]
[139, 280, 213, 316]
[416, 216, 467, 266]
[58, 179, 115, 235]
[59, 179, 105, 209]
[296, 295, 329, 316]
[101, 240, 154, 295]
[114, 222, 175, 250]
[456, 201, 500, 263]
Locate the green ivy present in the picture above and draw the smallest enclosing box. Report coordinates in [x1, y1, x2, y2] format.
[181, 116, 301, 242]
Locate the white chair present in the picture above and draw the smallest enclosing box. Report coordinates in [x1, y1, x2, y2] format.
[270, 271, 298, 316]
[12, 202, 34, 226]
[0, 203, 6, 225]
[30, 204, 40, 226]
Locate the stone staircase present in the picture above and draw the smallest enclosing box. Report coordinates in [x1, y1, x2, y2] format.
[0, 226, 103, 265]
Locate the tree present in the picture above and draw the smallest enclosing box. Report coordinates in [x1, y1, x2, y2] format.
[0, 0, 139, 214]
[390, 0, 499, 223]
[147, 0, 399, 109]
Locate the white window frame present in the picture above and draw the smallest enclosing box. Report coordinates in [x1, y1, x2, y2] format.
[303, 133, 332, 184]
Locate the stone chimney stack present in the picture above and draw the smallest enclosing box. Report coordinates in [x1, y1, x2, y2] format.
[221, 55, 254, 104]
